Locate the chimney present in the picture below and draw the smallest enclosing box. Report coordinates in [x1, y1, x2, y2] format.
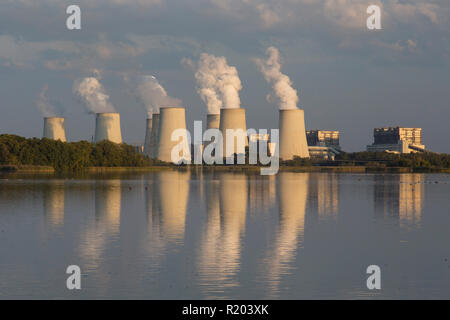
[156, 107, 191, 163]
[143, 118, 152, 156]
[94, 113, 123, 144]
[43, 117, 67, 142]
[149, 113, 160, 158]
[219, 108, 248, 158]
[278, 109, 310, 160]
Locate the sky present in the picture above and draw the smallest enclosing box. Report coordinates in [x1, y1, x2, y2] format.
[0, 0, 449, 152]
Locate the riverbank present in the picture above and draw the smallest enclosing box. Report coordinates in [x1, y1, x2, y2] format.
[2, 164, 450, 174]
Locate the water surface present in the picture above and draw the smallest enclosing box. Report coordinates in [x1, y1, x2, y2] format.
[0, 171, 449, 299]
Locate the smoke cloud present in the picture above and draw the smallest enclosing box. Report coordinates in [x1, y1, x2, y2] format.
[36, 85, 64, 117]
[73, 77, 115, 114]
[136, 75, 182, 118]
[186, 53, 242, 114]
[254, 46, 298, 110]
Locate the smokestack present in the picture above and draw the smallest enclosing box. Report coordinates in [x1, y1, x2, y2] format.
[43, 117, 67, 142]
[143, 118, 152, 156]
[206, 114, 220, 130]
[94, 113, 123, 144]
[279, 109, 310, 160]
[156, 107, 191, 163]
[219, 108, 248, 158]
[148, 113, 160, 158]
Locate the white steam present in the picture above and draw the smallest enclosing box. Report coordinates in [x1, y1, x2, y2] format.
[186, 53, 242, 114]
[73, 77, 115, 114]
[36, 85, 64, 117]
[254, 46, 298, 110]
[136, 75, 182, 118]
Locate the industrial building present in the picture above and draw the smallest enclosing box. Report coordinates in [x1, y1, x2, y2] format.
[43, 117, 67, 142]
[366, 127, 425, 153]
[278, 109, 310, 160]
[306, 130, 341, 160]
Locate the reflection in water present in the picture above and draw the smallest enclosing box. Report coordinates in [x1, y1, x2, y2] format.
[263, 172, 309, 298]
[81, 180, 122, 269]
[197, 173, 248, 297]
[374, 174, 424, 228]
[248, 175, 276, 214]
[314, 173, 339, 220]
[153, 170, 191, 244]
[43, 181, 65, 227]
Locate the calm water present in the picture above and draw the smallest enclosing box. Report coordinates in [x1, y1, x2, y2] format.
[0, 171, 449, 299]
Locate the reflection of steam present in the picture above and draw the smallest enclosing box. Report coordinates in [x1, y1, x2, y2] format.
[197, 173, 248, 297]
[43, 181, 65, 228]
[263, 172, 309, 298]
[80, 180, 122, 269]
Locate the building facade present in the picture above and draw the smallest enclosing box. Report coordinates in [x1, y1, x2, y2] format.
[367, 127, 425, 153]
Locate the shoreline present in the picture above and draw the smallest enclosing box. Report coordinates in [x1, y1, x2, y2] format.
[1, 164, 450, 175]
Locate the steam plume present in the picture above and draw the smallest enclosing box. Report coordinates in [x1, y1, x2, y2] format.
[36, 85, 63, 117]
[254, 47, 298, 110]
[73, 77, 115, 114]
[136, 75, 182, 118]
[186, 53, 242, 114]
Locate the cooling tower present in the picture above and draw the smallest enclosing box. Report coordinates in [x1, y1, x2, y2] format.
[149, 113, 160, 158]
[219, 108, 248, 158]
[94, 113, 123, 144]
[207, 114, 220, 130]
[156, 107, 191, 163]
[279, 109, 310, 160]
[43, 117, 67, 142]
[143, 118, 152, 156]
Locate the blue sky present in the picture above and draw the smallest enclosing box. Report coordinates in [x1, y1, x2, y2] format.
[0, 0, 449, 152]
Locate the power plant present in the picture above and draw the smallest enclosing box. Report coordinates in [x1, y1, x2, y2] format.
[278, 109, 310, 160]
[156, 107, 191, 163]
[143, 118, 152, 156]
[148, 113, 160, 158]
[94, 113, 123, 144]
[43, 117, 67, 142]
[219, 108, 248, 158]
[206, 114, 220, 130]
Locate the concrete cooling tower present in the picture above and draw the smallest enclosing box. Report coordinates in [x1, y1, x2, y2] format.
[219, 108, 248, 158]
[279, 109, 310, 160]
[143, 118, 152, 156]
[207, 114, 220, 130]
[94, 113, 123, 144]
[149, 113, 160, 158]
[43, 117, 67, 142]
[156, 107, 191, 163]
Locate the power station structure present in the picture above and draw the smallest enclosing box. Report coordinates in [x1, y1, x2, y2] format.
[148, 113, 160, 158]
[94, 113, 123, 144]
[43, 117, 67, 142]
[278, 109, 310, 160]
[156, 107, 191, 163]
[366, 127, 425, 153]
[206, 114, 220, 130]
[143, 118, 152, 156]
[307, 130, 341, 160]
[219, 108, 248, 158]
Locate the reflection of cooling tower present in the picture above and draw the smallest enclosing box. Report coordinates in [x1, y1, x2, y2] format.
[219, 108, 248, 158]
[43, 117, 67, 142]
[279, 109, 309, 160]
[43, 182, 65, 227]
[94, 113, 123, 144]
[157, 170, 190, 243]
[95, 180, 122, 233]
[143, 118, 152, 156]
[156, 107, 191, 163]
[207, 114, 220, 130]
[149, 113, 160, 158]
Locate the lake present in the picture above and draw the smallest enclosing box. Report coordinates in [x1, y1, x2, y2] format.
[0, 170, 449, 299]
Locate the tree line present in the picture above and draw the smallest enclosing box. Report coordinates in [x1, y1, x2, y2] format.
[0, 134, 160, 172]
